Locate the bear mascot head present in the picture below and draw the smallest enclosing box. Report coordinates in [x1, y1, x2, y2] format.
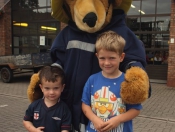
[27, 0, 150, 131]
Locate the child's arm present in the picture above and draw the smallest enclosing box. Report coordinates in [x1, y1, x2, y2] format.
[101, 108, 140, 132]
[82, 102, 105, 132]
[23, 120, 45, 132]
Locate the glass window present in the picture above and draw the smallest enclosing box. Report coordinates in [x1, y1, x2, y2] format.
[126, 17, 140, 31]
[126, 0, 170, 67]
[12, 0, 21, 10]
[12, 0, 60, 54]
[157, 0, 171, 14]
[47, 0, 51, 6]
[141, 0, 156, 15]
[20, 0, 39, 9]
[155, 33, 169, 49]
[28, 23, 38, 35]
[38, 22, 59, 34]
[141, 17, 156, 31]
[32, 8, 53, 20]
[140, 33, 152, 48]
[127, 1, 141, 15]
[38, 0, 46, 7]
[156, 16, 170, 31]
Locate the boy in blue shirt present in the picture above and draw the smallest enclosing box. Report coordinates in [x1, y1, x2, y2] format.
[82, 31, 142, 132]
[23, 66, 71, 132]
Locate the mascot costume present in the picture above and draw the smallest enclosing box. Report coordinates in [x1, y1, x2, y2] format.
[27, 0, 151, 131]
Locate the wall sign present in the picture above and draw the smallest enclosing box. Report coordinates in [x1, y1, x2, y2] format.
[170, 38, 174, 43]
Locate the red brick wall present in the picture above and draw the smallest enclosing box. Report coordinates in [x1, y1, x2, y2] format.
[0, 1, 12, 56]
[167, 0, 175, 87]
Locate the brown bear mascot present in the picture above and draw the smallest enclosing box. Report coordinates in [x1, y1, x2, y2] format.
[27, 0, 150, 131]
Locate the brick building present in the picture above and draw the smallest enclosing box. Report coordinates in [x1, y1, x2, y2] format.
[0, 1, 11, 55]
[0, 0, 174, 87]
[168, 1, 175, 86]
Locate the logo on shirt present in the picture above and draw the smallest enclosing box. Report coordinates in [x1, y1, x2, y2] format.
[34, 112, 39, 120]
[92, 86, 126, 118]
[52, 117, 61, 120]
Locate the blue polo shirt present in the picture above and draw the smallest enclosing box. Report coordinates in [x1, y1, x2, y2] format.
[24, 99, 71, 132]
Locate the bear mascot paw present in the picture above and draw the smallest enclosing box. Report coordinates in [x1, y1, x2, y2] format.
[121, 67, 149, 104]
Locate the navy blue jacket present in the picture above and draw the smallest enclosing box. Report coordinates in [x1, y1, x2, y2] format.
[50, 9, 147, 131]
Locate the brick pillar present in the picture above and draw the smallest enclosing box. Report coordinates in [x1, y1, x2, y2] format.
[0, 1, 12, 56]
[0, 11, 5, 55]
[167, 0, 175, 87]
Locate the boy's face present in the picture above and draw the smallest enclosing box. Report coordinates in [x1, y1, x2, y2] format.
[39, 77, 65, 102]
[96, 49, 125, 77]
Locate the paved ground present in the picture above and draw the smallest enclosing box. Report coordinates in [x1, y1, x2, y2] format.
[133, 82, 175, 132]
[0, 72, 175, 132]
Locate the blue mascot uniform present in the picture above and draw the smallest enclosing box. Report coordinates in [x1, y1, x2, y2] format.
[50, 9, 150, 131]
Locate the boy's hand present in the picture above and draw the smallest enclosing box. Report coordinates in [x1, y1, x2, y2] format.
[101, 117, 120, 132]
[92, 116, 105, 132]
[36, 126, 45, 132]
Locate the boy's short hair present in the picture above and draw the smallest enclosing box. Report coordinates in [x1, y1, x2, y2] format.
[39, 66, 65, 84]
[95, 31, 125, 55]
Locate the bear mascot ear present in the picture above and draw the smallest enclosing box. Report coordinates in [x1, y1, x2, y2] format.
[51, 0, 70, 23]
[115, 0, 132, 13]
[27, 73, 43, 103]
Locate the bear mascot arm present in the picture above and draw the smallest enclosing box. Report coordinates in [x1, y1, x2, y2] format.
[27, 0, 150, 131]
